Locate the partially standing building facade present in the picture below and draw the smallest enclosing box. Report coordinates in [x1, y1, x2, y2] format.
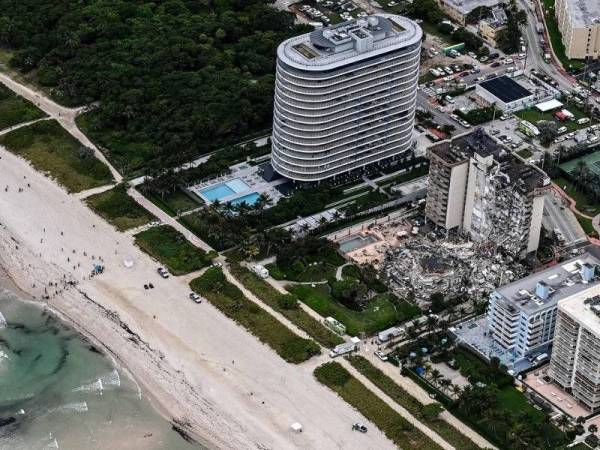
[271, 14, 422, 182]
[425, 129, 549, 258]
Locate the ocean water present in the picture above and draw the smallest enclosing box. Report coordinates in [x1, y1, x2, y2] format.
[0, 286, 203, 450]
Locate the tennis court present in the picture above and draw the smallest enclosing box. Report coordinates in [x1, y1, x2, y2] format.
[560, 151, 600, 176]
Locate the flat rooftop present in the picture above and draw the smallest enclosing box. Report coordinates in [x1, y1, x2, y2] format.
[278, 14, 422, 71]
[442, 0, 501, 14]
[479, 76, 533, 103]
[559, 283, 600, 337]
[563, 0, 600, 28]
[495, 246, 600, 315]
[428, 128, 502, 165]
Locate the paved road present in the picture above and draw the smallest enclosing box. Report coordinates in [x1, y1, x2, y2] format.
[518, 0, 574, 91]
[543, 191, 587, 246]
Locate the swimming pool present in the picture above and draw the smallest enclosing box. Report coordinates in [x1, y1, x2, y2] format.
[232, 192, 260, 206]
[338, 234, 378, 253]
[200, 178, 250, 201]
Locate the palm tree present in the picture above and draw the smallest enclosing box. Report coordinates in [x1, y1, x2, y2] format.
[430, 369, 442, 387]
[451, 384, 462, 399]
[589, 424, 598, 435]
[556, 415, 571, 435]
[439, 378, 452, 394]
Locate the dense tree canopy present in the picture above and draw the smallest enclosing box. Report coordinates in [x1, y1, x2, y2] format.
[0, 0, 307, 173]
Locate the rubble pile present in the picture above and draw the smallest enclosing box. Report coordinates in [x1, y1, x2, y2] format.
[382, 232, 527, 306]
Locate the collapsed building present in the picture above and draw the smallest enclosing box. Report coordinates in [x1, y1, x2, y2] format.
[383, 232, 527, 306]
[425, 129, 550, 259]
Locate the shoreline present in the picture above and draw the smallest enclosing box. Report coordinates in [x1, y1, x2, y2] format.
[0, 255, 210, 449]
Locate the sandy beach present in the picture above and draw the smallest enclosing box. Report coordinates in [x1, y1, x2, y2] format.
[0, 144, 396, 449]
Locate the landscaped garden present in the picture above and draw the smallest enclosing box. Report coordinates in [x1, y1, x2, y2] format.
[290, 284, 419, 336]
[87, 184, 156, 231]
[314, 361, 443, 450]
[134, 225, 214, 275]
[0, 120, 113, 193]
[191, 267, 320, 364]
[0, 84, 45, 130]
[228, 262, 344, 348]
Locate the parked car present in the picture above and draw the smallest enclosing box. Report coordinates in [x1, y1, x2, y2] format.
[157, 267, 170, 279]
[352, 423, 368, 433]
[374, 351, 388, 361]
[189, 292, 202, 304]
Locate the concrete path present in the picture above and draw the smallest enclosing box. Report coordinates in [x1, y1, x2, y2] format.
[128, 186, 214, 252]
[0, 73, 123, 183]
[0, 117, 52, 137]
[74, 183, 117, 200]
[335, 263, 351, 281]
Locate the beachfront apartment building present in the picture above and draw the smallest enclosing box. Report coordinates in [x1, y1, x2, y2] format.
[424, 129, 549, 258]
[487, 250, 600, 363]
[555, 0, 600, 59]
[270, 14, 422, 182]
[549, 280, 600, 412]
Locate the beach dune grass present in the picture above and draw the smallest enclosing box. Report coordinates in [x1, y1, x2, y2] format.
[228, 262, 344, 348]
[87, 184, 156, 231]
[314, 362, 443, 450]
[134, 225, 213, 275]
[347, 355, 482, 450]
[0, 119, 113, 192]
[0, 84, 46, 130]
[191, 267, 321, 363]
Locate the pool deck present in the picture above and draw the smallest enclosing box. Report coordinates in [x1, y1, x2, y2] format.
[190, 162, 287, 205]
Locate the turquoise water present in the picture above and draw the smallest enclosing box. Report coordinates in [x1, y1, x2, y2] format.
[0, 286, 202, 450]
[201, 178, 250, 201]
[231, 192, 260, 206]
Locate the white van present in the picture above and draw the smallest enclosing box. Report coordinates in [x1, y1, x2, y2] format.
[577, 118, 590, 125]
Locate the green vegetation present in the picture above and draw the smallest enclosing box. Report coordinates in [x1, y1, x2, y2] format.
[0, 1, 306, 174]
[377, 163, 429, 188]
[0, 84, 45, 130]
[516, 148, 533, 159]
[0, 120, 113, 192]
[268, 236, 345, 282]
[180, 186, 343, 251]
[495, 2, 527, 54]
[314, 362, 443, 450]
[541, 0, 584, 70]
[290, 284, 419, 336]
[516, 104, 594, 133]
[553, 176, 600, 215]
[450, 348, 512, 387]
[134, 225, 213, 275]
[228, 262, 344, 348]
[577, 215, 598, 238]
[347, 356, 481, 450]
[191, 268, 320, 363]
[456, 106, 499, 125]
[86, 184, 156, 231]
[143, 188, 199, 217]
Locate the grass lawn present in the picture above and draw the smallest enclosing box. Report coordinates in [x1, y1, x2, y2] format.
[553, 176, 600, 215]
[0, 120, 113, 192]
[541, 0, 585, 71]
[191, 268, 320, 363]
[314, 362, 443, 450]
[134, 225, 213, 275]
[515, 106, 593, 133]
[144, 188, 199, 217]
[86, 184, 156, 231]
[228, 263, 344, 348]
[290, 284, 420, 336]
[577, 215, 598, 238]
[347, 356, 480, 450]
[266, 248, 345, 282]
[0, 84, 46, 130]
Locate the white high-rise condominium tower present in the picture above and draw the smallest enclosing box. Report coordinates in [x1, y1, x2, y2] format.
[271, 14, 422, 182]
